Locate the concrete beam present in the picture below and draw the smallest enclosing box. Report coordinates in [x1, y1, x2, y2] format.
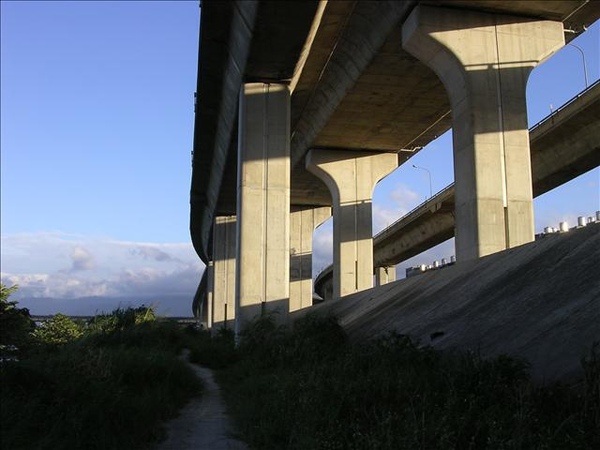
[235, 83, 291, 333]
[191, 1, 258, 263]
[403, 4, 564, 260]
[290, 1, 411, 167]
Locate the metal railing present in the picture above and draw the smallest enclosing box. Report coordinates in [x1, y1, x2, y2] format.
[529, 78, 599, 134]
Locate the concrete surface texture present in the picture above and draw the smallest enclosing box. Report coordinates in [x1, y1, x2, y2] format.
[191, 1, 598, 265]
[303, 223, 600, 383]
[192, 1, 599, 332]
[375, 265, 397, 286]
[307, 149, 398, 298]
[403, 5, 565, 260]
[235, 83, 291, 333]
[290, 206, 331, 312]
[154, 351, 248, 450]
[212, 215, 237, 332]
[315, 81, 600, 298]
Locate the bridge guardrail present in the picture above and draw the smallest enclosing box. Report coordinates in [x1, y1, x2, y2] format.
[529, 78, 599, 134]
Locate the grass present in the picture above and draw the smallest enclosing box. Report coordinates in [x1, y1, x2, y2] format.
[2, 299, 598, 450]
[198, 314, 600, 450]
[0, 308, 204, 450]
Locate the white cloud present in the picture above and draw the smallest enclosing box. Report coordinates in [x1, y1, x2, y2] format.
[389, 184, 421, 213]
[70, 245, 95, 272]
[373, 184, 421, 234]
[0, 232, 204, 303]
[373, 204, 401, 235]
[130, 245, 177, 262]
[116, 263, 201, 297]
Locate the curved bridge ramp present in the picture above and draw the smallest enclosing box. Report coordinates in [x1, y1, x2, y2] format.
[301, 223, 600, 383]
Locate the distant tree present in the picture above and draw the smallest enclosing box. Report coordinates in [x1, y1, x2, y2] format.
[32, 314, 84, 346]
[0, 283, 35, 355]
[87, 305, 156, 334]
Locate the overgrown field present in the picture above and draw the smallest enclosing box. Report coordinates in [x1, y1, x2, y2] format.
[0, 284, 203, 450]
[3, 279, 599, 450]
[199, 314, 600, 450]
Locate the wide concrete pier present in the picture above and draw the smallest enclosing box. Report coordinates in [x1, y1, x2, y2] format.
[403, 5, 564, 260]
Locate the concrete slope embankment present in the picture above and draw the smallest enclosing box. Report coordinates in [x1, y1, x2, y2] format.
[307, 223, 600, 382]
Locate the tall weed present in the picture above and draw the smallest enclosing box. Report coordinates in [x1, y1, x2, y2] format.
[0, 308, 203, 450]
[215, 315, 600, 450]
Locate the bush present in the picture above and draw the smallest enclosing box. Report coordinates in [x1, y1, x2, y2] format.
[31, 314, 84, 346]
[215, 315, 600, 450]
[86, 305, 156, 334]
[187, 326, 238, 369]
[0, 307, 202, 450]
[0, 284, 35, 360]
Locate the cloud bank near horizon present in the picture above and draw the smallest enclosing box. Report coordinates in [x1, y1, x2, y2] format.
[1, 232, 204, 304]
[2, 174, 596, 315]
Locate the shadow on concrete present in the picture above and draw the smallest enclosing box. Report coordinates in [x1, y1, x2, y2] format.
[300, 223, 600, 382]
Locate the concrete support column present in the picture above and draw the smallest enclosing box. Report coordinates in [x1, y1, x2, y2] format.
[306, 149, 397, 298]
[403, 5, 564, 260]
[235, 83, 290, 333]
[375, 266, 396, 286]
[205, 261, 214, 328]
[290, 206, 331, 312]
[212, 216, 236, 333]
[192, 267, 210, 326]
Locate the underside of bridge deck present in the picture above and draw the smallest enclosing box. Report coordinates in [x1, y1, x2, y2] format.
[191, 0, 598, 263]
[191, 0, 599, 324]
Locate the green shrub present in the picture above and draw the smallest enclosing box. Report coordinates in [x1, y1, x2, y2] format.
[31, 314, 84, 346]
[0, 308, 202, 450]
[0, 284, 35, 356]
[216, 315, 600, 450]
[187, 326, 238, 369]
[86, 305, 156, 334]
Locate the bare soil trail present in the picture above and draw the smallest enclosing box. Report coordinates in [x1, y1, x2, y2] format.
[154, 351, 248, 450]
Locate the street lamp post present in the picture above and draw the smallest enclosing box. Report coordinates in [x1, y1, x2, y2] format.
[412, 164, 432, 199]
[568, 43, 589, 89]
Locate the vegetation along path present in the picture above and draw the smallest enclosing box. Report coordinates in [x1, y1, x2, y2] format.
[155, 350, 248, 450]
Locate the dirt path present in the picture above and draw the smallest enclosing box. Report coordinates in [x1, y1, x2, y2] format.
[154, 351, 249, 450]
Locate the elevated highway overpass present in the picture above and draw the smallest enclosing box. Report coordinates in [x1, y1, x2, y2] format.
[314, 80, 600, 299]
[190, 0, 599, 330]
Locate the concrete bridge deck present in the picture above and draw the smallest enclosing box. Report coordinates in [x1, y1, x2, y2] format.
[191, 0, 599, 263]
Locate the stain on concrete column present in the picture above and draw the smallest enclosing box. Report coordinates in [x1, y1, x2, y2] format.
[403, 5, 564, 260]
[307, 149, 397, 298]
[235, 83, 291, 334]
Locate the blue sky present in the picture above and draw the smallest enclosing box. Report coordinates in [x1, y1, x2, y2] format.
[1, 1, 598, 315]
